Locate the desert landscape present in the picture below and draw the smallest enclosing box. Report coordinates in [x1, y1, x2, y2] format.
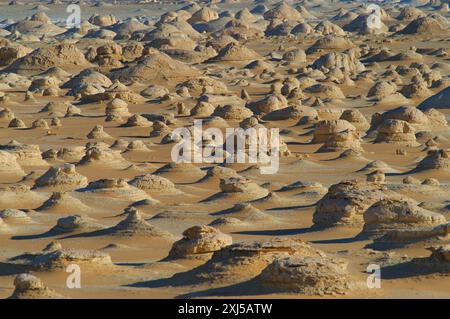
[0, 0, 448, 299]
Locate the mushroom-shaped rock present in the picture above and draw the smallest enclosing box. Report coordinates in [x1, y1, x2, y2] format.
[375, 119, 418, 146]
[167, 225, 232, 260]
[313, 120, 357, 144]
[105, 98, 131, 119]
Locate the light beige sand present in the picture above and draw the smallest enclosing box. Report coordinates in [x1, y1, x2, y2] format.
[0, 0, 449, 299]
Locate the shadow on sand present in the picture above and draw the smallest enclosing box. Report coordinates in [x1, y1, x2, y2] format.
[232, 226, 324, 236]
[11, 228, 67, 240]
[0, 262, 29, 276]
[378, 260, 447, 280]
[126, 266, 274, 298]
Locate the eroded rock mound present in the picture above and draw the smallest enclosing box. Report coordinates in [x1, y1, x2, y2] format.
[306, 36, 354, 54]
[10, 242, 112, 271]
[210, 43, 261, 62]
[375, 119, 418, 146]
[360, 199, 447, 239]
[167, 225, 232, 260]
[0, 208, 30, 222]
[0, 184, 45, 208]
[416, 149, 449, 171]
[263, 2, 304, 22]
[128, 174, 178, 193]
[211, 177, 269, 201]
[50, 214, 104, 234]
[373, 222, 449, 248]
[36, 192, 90, 214]
[313, 180, 403, 227]
[33, 164, 88, 191]
[213, 104, 253, 120]
[399, 16, 448, 35]
[0, 150, 25, 177]
[175, 237, 326, 284]
[78, 147, 130, 169]
[105, 209, 173, 239]
[7, 44, 91, 73]
[313, 120, 363, 152]
[79, 178, 151, 201]
[339, 110, 369, 132]
[212, 203, 274, 222]
[33, 249, 112, 270]
[154, 162, 205, 180]
[105, 98, 131, 120]
[371, 106, 447, 132]
[312, 50, 364, 74]
[9, 274, 64, 299]
[257, 255, 353, 295]
[0, 140, 48, 166]
[110, 49, 200, 83]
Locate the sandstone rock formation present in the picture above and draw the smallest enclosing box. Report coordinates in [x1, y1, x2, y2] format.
[9, 274, 64, 299]
[167, 225, 232, 260]
[313, 180, 403, 227]
[33, 164, 88, 191]
[360, 199, 447, 239]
